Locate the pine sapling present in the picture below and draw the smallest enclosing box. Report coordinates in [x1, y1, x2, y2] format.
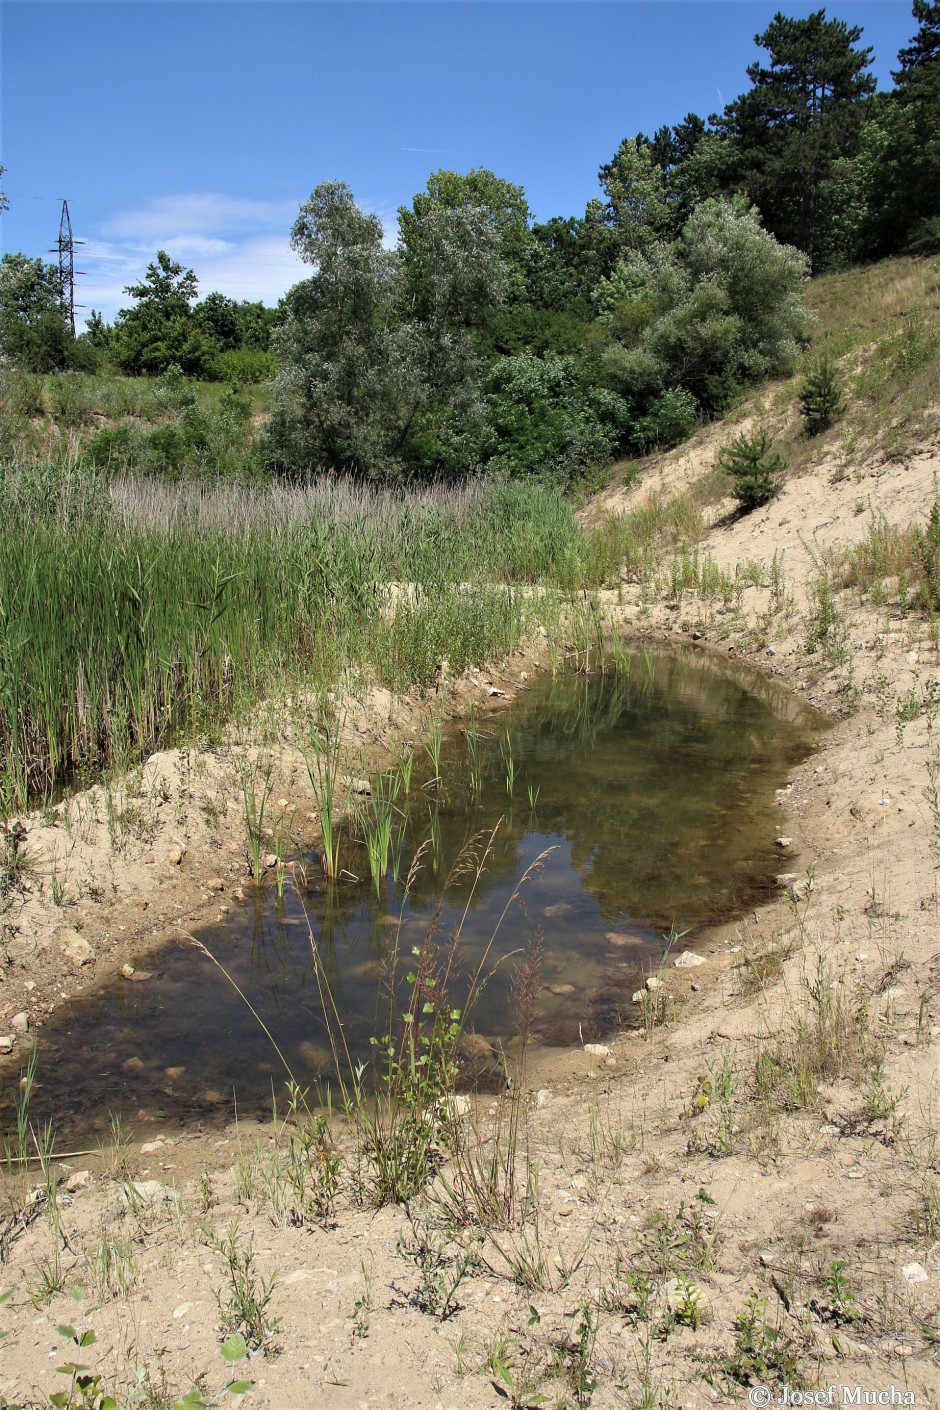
[718, 426, 783, 512]
[799, 353, 845, 435]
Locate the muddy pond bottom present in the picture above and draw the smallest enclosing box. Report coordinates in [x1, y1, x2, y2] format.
[14, 647, 824, 1138]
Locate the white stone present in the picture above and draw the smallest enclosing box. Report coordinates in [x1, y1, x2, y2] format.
[674, 951, 705, 969]
[59, 929, 93, 968]
[123, 1180, 178, 1206]
[583, 1044, 610, 1057]
[66, 1170, 91, 1193]
[902, 1262, 928, 1285]
[645, 976, 663, 991]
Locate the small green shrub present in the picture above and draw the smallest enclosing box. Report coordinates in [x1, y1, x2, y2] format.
[907, 217, 940, 256]
[209, 1218, 281, 1355]
[632, 387, 698, 452]
[213, 347, 276, 386]
[723, 1290, 798, 1386]
[799, 353, 845, 435]
[917, 501, 940, 613]
[718, 426, 783, 511]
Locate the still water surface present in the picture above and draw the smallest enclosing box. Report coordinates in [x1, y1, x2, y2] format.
[14, 648, 824, 1138]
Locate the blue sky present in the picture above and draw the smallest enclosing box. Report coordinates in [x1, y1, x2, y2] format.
[1, 2, 919, 327]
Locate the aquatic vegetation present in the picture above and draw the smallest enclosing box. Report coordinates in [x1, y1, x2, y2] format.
[0, 470, 631, 812]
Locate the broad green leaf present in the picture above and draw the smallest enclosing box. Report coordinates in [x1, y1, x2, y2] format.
[56, 1323, 76, 1340]
[220, 1332, 248, 1362]
[226, 1379, 253, 1395]
[171, 1391, 208, 1409]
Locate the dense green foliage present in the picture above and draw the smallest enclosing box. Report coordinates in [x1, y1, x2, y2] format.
[0, 248, 280, 385]
[0, 255, 93, 373]
[710, 11, 876, 269]
[596, 197, 809, 413]
[1, 5, 936, 487]
[85, 252, 281, 381]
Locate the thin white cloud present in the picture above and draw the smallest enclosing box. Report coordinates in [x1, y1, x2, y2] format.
[79, 194, 306, 325]
[78, 190, 400, 326]
[101, 193, 297, 242]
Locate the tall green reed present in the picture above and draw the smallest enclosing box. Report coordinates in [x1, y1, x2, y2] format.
[301, 716, 344, 882]
[0, 462, 636, 813]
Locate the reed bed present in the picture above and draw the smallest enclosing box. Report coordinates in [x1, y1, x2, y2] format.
[0, 460, 638, 812]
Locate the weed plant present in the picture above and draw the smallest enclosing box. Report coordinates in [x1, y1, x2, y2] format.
[209, 1218, 281, 1355]
[423, 705, 445, 789]
[273, 828, 553, 1212]
[236, 752, 275, 882]
[354, 771, 401, 899]
[437, 930, 544, 1232]
[395, 1208, 481, 1320]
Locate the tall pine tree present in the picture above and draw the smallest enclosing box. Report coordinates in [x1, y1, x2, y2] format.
[893, 1, 940, 249]
[713, 9, 875, 268]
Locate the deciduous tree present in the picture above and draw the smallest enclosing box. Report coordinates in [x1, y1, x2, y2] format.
[0, 253, 73, 372]
[112, 250, 216, 377]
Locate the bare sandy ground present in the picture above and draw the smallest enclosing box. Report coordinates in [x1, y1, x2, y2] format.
[2, 422, 940, 1408]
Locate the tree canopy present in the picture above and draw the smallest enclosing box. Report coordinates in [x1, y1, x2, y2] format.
[0, 254, 76, 372]
[711, 9, 875, 267]
[4, 6, 937, 490]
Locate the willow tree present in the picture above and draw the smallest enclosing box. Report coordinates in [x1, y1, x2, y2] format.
[268, 181, 508, 481]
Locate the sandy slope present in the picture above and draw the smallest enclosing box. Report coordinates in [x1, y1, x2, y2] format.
[3, 422, 940, 1407]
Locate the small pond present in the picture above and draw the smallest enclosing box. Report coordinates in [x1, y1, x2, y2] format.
[7, 646, 825, 1139]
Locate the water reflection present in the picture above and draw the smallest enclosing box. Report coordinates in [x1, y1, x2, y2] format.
[8, 647, 824, 1138]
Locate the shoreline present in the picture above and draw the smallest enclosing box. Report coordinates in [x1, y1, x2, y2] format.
[3, 434, 940, 1404]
